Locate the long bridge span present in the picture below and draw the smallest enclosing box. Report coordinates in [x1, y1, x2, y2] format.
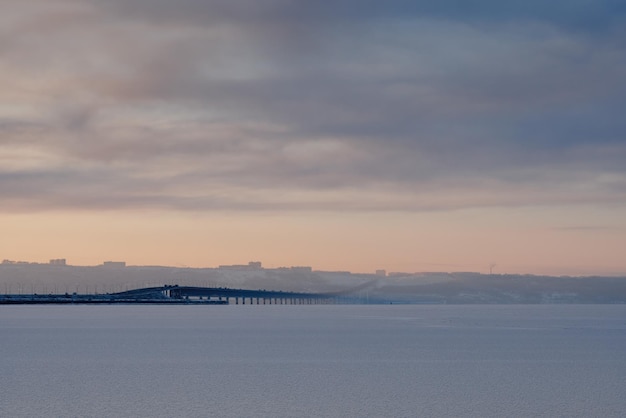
[0, 285, 349, 305]
[115, 285, 341, 305]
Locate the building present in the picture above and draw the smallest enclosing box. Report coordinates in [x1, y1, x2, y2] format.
[49, 259, 67, 266]
[388, 272, 411, 277]
[290, 266, 312, 273]
[102, 261, 126, 268]
[247, 261, 262, 269]
[219, 261, 263, 270]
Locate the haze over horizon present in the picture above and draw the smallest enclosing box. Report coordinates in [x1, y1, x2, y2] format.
[2, 256, 626, 278]
[2, 1, 625, 276]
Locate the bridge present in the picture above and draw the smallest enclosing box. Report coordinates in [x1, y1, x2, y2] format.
[0, 285, 346, 305]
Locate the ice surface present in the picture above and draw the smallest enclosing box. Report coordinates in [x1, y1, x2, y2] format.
[1, 305, 625, 417]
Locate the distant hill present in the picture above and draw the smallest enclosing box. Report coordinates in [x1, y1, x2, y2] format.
[1, 263, 625, 304]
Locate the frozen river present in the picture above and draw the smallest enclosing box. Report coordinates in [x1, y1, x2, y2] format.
[1, 304, 625, 417]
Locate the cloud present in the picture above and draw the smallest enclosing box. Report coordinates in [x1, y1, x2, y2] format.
[551, 226, 619, 232]
[1, 0, 625, 212]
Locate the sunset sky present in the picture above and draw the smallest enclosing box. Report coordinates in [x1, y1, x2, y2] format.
[1, 1, 625, 275]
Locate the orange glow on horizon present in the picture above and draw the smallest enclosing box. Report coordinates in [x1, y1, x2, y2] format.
[2, 206, 625, 277]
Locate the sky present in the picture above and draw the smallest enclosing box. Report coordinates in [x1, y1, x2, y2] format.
[1, 0, 625, 275]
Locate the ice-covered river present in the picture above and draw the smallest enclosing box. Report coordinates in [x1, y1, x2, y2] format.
[1, 304, 625, 417]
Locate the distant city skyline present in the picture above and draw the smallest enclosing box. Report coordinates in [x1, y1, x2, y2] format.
[2, 245, 624, 277]
[2, 1, 625, 277]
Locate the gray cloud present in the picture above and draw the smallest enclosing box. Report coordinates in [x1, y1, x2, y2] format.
[551, 226, 618, 231]
[98, 1, 626, 32]
[1, 0, 625, 212]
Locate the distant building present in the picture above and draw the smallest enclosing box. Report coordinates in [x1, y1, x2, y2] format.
[219, 261, 263, 270]
[2, 259, 35, 265]
[219, 265, 245, 270]
[102, 261, 126, 268]
[375, 269, 387, 277]
[388, 272, 411, 277]
[49, 259, 67, 266]
[248, 261, 262, 269]
[290, 266, 312, 273]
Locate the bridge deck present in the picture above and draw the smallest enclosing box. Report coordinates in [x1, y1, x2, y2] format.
[0, 285, 342, 305]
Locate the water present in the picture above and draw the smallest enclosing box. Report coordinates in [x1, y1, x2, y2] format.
[1, 305, 625, 417]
